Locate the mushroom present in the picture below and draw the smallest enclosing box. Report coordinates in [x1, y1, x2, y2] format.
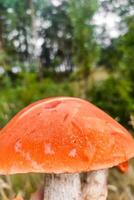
[0, 97, 134, 200]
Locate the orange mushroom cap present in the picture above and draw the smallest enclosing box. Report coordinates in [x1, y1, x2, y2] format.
[0, 97, 134, 174]
[117, 161, 129, 172]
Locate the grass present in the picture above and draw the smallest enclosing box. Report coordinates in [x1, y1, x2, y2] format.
[108, 161, 134, 200]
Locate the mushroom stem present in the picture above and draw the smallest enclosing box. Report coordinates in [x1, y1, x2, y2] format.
[44, 173, 81, 200]
[82, 169, 108, 200]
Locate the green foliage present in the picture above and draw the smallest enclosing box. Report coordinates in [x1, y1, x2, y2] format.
[118, 16, 134, 80]
[39, 0, 73, 74]
[90, 76, 134, 128]
[68, 0, 99, 75]
[98, 39, 123, 70]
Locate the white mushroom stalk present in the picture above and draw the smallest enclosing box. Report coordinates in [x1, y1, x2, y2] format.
[44, 173, 81, 200]
[44, 170, 108, 200]
[82, 169, 108, 200]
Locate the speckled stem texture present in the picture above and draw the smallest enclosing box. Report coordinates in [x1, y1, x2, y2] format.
[44, 173, 81, 200]
[82, 169, 108, 200]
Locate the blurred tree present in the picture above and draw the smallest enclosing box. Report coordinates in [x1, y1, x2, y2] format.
[0, 0, 33, 67]
[0, 2, 6, 51]
[110, 0, 134, 17]
[98, 38, 123, 70]
[0, 0, 100, 82]
[97, 0, 134, 71]
[38, 0, 73, 77]
[94, 1, 134, 129]
[34, 0, 99, 83]
[119, 16, 134, 82]
[68, 0, 99, 96]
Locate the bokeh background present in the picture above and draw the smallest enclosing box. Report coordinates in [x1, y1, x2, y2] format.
[0, 0, 134, 199]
